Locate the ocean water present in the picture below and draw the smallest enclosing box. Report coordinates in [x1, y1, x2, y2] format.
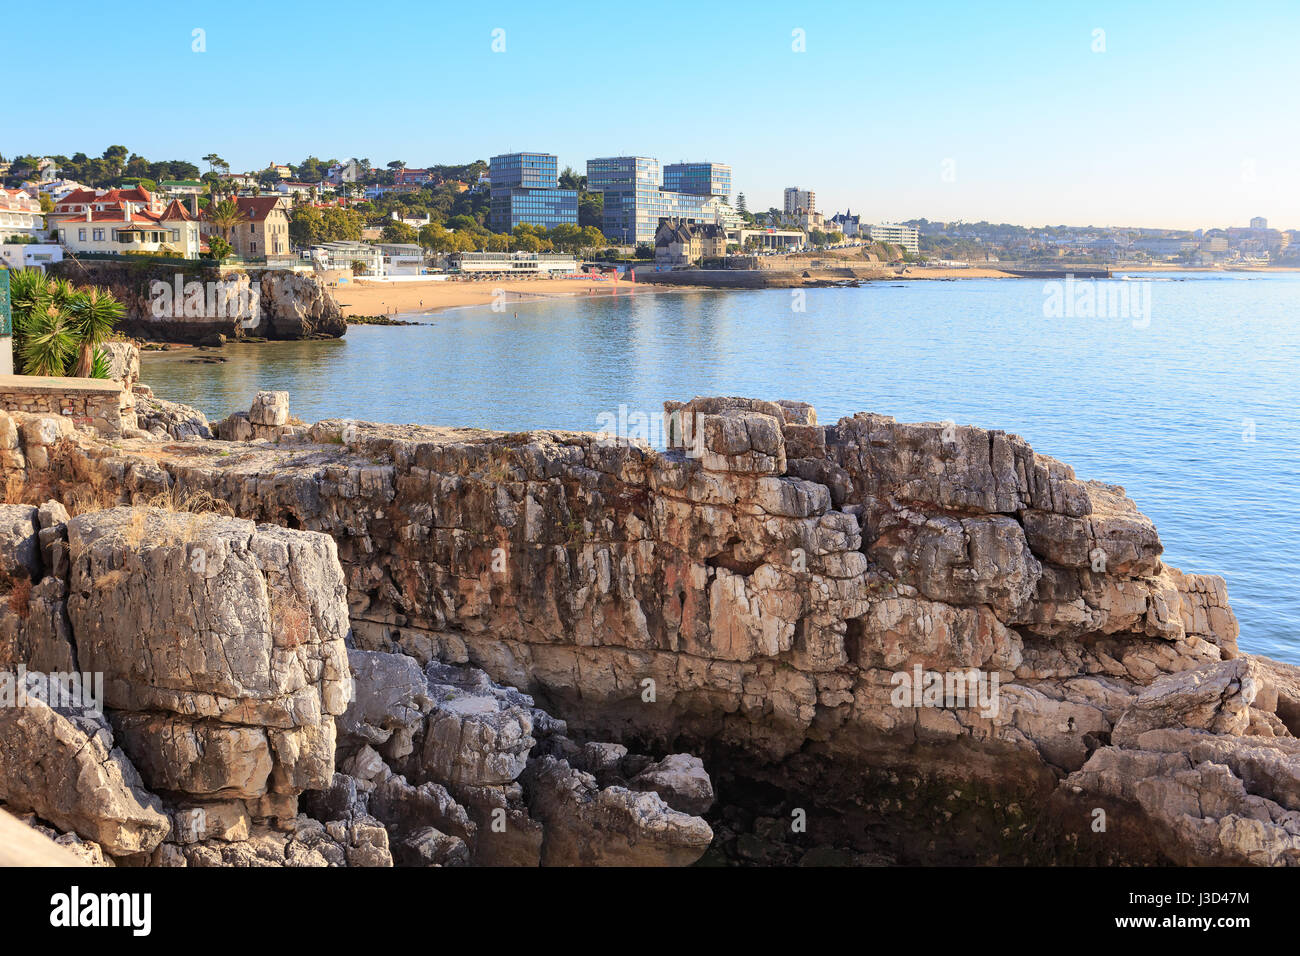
[142, 272, 1300, 664]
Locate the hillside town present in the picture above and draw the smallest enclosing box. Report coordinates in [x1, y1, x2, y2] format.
[2, 148, 1292, 279]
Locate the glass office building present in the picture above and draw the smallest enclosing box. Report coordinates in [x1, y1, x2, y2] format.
[489, 152, 559, 190]
[587, 156, 729, 245]
[663, 162, 731, 200]
[488, 152, 577, 230]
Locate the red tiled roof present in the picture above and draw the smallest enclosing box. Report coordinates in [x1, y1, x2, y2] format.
[203, 196, 285, 222]
[159, 198, 194, 222]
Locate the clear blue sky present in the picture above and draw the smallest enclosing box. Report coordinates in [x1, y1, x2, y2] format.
[9, 0, 1298, 230]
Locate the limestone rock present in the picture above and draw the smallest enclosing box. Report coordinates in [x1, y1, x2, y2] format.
[629, 753, 715, 815]
[65, 508, 351, 727]
[0, 700, 169, 856]
[523, 756, 713, 866]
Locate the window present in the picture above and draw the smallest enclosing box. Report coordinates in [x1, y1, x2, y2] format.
[78, 228, 86, 241]
[93, 229, 104, 241]
[170, 229, 180, 241]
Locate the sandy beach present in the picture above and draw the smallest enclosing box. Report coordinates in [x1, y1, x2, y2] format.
[334, 277, 675, 317]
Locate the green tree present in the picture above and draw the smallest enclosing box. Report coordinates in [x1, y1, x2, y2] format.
[207, 198, 248, 248]
[578, 192, 603, 229]
[290, 205, 324, 247]
[381, 221, 419, 243]
[206, 235, 234, 261]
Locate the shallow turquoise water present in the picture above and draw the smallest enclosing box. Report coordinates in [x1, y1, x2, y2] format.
[143, 273, 1300, 664]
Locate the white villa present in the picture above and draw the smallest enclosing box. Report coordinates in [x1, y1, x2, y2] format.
[51, 186, 202, 258]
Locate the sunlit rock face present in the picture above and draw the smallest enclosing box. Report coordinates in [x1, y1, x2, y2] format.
[6, 393, 1299, 866]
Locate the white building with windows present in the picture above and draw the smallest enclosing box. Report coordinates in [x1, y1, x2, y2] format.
[452, 251, 578, 275]
[51, 187, 201, 258]
[0, 242, 63, 271]
[867, 222, 920, 255]
[0, 188, 46, 240]
[309, 241, 387, 276]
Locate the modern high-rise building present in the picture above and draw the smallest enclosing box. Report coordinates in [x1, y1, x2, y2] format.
[488, 152, 578, 231]
[784, 187, 816, 215]
[867, 222, 920, 255]
[662, 162, 731, 200]
[1250, 216, 1268, 230]
[587, 156, 736, 245]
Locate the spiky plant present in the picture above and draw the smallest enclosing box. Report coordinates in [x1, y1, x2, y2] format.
[67, 286, 124, 377]
[47, 276, 77, 311]
[8, 268, 50, 331]
[89, 346, 113, 380]
[18, 305, 77, 376]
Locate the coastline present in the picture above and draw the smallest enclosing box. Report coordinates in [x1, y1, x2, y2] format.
[334, 276, 701, 318]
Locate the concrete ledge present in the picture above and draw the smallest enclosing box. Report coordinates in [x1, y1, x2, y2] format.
[0, 374, 124, 396]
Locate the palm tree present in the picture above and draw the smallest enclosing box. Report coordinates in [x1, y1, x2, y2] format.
[8, 270, 123, 377]
[19, 304, 77, 376]
[207, 198, 248, 255]
[8, 267, 51, 319]
[67, 286, 124, 377]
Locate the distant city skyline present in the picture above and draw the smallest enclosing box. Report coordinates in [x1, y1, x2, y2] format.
[8, 0, 1298, 231]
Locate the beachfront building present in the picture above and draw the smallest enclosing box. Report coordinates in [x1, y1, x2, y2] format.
[377, 242, 425, 276]
[326, 160, 362, 185]
[452, 251, 578, 275]
[0, 188, 45, 240]
[487, 152, 578, 232]
[308, 241, 387, 275]
[586, 156, 737, 246]
[200, 196, 291, 260]
[733, 227, 806, 252]
[867, 222, 920, 255]
[654, 218, 728, 268]
[53, 192, 201, 258]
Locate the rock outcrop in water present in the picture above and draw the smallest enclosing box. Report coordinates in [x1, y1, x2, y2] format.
[1, 393, 1297, 866]
[47, 262, 345, 343]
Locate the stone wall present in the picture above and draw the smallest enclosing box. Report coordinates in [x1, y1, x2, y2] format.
[0, 375, 132, 439]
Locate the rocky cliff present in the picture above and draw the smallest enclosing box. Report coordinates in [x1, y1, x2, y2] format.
[48, 261, 346, 343]
[1, 394, 1297, 866]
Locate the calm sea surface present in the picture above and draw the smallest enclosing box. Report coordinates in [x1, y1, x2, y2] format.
[143, 272, 1300, 664]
